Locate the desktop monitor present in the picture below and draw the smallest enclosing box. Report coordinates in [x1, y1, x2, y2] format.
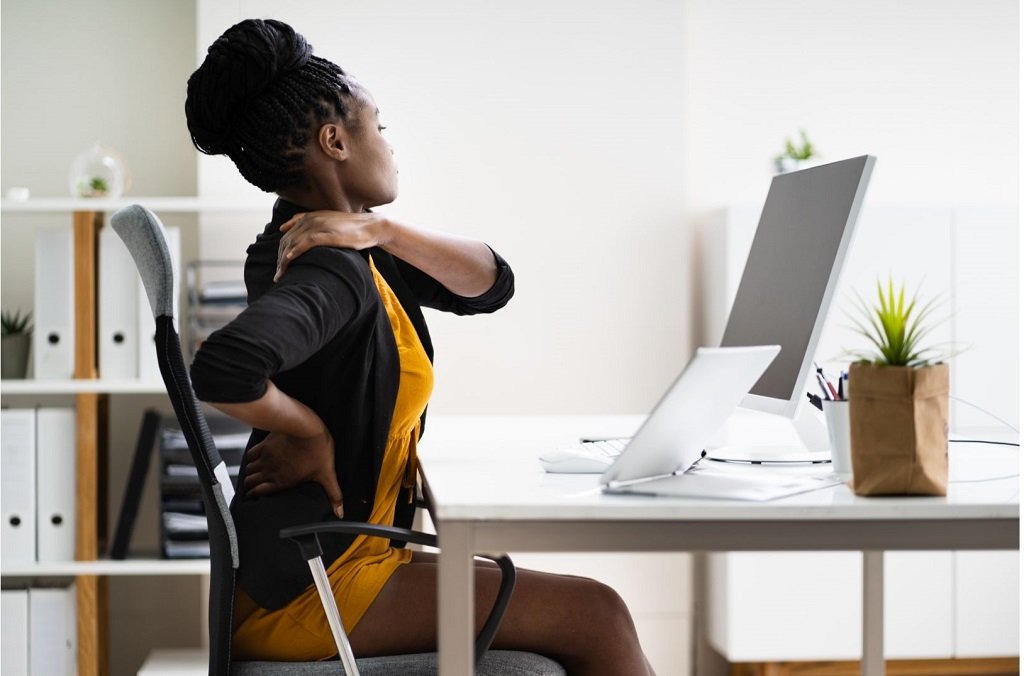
[719, 155, 875, 421]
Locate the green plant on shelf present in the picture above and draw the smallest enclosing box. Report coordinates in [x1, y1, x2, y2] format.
[76, 176, 109, 197]
[776, 128, 817, 162]
[1, 308, 32, 337]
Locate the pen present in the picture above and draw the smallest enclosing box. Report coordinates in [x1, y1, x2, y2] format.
[806, 392, 823, 411]
[815, 362, 839, 400]
[815, 371, 833, 400]
[837, 372, 845, 400]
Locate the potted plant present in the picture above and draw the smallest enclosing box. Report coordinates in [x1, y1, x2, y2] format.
[1, 308, 32, 379]
[86, 176, 109, 197]
[842, 278, 955, 496]
[774, 129, 818, 173]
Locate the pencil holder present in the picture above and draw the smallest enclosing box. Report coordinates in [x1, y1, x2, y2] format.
[821, 400, 852, 480]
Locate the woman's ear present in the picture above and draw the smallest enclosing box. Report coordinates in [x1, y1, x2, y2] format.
[317, 123, 349, 161]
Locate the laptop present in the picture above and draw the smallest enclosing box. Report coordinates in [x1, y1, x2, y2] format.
[594, 345, 839, 501]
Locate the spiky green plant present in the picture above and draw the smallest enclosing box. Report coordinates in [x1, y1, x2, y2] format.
[776, 128, 817, 162]
[842, 278, 954, 367]
[1, 309, 32, 337]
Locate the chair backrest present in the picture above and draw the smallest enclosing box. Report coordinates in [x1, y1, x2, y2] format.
[111, 205, 238, 676]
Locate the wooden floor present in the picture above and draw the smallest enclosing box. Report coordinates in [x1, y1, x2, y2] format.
[730, 657, 1020, 676]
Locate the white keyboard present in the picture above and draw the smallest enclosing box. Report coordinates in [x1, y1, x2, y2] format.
[580, 438, 629, 458]
[539, 438, 630, 473]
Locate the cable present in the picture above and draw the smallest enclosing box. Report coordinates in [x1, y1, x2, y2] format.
[949, 474, 1019, 484]
[949, 395, 1019, 434]
[948, 439, 1020, 447]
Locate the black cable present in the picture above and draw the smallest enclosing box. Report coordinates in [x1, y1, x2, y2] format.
[948, 439, 1020, 447]
[947, 438, 1019, 482]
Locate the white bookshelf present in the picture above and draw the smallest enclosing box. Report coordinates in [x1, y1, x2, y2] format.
[137, 648, 207, 676]
[1, 196, 269, 213]
[0, 196, 250, 676]
[1, 379, 167, 395]
[1, 557, 210, 577]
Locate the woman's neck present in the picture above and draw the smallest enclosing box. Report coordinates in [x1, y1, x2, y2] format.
[278, 184, 362, 213]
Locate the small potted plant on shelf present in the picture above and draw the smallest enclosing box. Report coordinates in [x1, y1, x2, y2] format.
[841, 278, 958, 496]
[85, 176, 109, 197]
[774, 128, 818, 173]
[1, 308, 32, 379]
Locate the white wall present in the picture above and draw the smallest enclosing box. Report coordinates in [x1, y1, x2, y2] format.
[681, 0, 1018, 211]
[196, 0, 692, 415]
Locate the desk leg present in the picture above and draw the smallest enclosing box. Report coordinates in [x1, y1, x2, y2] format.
[438, 521, 474, 676]
[862, 550, 884, 676]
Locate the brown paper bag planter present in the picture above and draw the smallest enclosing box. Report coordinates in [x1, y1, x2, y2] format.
[848, 362, 949, 496]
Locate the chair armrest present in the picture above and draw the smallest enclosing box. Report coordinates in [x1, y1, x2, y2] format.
[280, 521, 437, 550]
[279, 520, 516, 664]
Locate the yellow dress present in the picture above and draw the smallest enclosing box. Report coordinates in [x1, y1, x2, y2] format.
[232, 256, 434, 661]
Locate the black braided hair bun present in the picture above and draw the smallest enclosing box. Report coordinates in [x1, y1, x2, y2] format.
[185, 19, 311, 156]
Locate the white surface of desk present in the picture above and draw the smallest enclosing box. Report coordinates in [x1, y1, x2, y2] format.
[418, 415, 1019, 676]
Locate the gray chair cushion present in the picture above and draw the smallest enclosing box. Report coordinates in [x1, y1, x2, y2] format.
[233, 650, 565, 675]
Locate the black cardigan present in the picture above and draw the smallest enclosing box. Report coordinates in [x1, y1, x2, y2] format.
[190, 198, 514, 609]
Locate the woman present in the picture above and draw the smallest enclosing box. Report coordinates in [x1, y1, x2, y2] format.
[186, 18, 653, 675]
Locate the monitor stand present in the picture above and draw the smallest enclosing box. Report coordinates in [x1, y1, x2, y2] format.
[703, 404, 830, 464]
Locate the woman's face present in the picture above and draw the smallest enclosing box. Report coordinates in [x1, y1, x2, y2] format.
[338, 90, 398, 209]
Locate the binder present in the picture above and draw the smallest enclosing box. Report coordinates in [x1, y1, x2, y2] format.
[35, 408, 77, 563]
[111, 409, 161, 559]
[33, 225, 76, 379]
[99, 225, 139, 379]
[28, 584, 76, 676]
[1, 409, 36, 566]
[139, 226, 180, 382]
[1, 588, 29, 676]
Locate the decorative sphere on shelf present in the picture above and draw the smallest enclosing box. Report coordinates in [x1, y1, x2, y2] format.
[69, 142, 130, 198]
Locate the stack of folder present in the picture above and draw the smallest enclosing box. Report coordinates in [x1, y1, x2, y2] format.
[185, 260, 247, 362]
[158, 415, 247, 559]
[1, 583, 76, 676]
[1, 408, 77, 567]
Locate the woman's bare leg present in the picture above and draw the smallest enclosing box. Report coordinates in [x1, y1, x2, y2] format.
[348, 551, 653, 675]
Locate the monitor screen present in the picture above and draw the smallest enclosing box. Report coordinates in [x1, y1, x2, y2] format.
[719, 155, 874, 417]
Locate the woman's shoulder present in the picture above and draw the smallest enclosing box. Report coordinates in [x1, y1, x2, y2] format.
[292, 246, 370, 278]
[277, 246, 377, 307]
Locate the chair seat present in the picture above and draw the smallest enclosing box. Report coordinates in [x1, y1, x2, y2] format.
[233, 650, 565, 675]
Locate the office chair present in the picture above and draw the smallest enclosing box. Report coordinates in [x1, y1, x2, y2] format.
[111, 205, 564, 676]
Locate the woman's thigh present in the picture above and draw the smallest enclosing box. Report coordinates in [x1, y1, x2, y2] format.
[347, 550, 638, 665]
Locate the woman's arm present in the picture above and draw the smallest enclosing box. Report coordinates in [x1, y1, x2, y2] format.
[191, 248, 371, 517]
[275, 211, 497, 297]
[209, 381, 344, 518]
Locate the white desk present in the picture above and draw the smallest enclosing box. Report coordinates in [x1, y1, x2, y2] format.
[418, 415, 1019, 676]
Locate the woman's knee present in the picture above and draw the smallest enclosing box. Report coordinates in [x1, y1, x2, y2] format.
[585, 579, 633, 624]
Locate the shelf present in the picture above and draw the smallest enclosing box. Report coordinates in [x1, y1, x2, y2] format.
[1, 556, 210, 577]
[1, 196, 271, 213]
[1, 379, 167, 395]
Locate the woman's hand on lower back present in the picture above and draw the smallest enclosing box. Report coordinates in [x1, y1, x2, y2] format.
[242, 428, 345, 518]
